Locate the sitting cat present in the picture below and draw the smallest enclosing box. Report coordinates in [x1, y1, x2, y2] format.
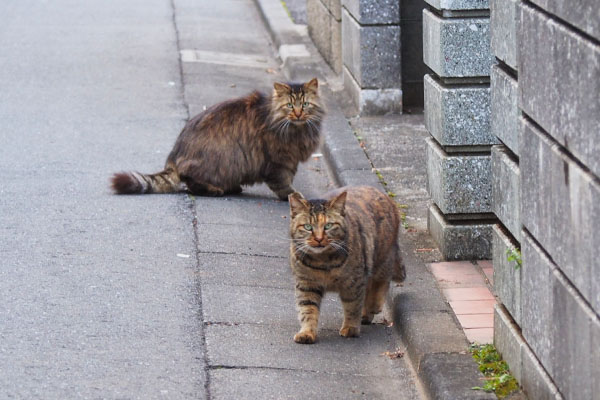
[288, 186, 405, 344]
[111, 78, 323, 200]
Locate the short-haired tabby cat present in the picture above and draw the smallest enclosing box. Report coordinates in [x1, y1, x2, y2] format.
[288, 186, 406, 344]
[111, 78, 323, 200]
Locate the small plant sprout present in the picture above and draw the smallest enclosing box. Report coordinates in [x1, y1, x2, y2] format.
[506, 248, 522, 270]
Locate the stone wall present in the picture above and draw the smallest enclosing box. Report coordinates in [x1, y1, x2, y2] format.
[423, 0, 497, 260]
[307, 0, 342, 73]
[490, 0, 600, 398]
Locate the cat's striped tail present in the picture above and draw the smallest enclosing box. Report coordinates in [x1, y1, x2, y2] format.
[110, 167, 181, 194]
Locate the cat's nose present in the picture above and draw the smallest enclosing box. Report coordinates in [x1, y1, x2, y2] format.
[294, 111, 302, 118]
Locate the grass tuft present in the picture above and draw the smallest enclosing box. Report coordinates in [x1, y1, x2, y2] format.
[470, 344, 519, 398]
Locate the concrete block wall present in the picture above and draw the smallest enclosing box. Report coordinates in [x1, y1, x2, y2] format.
[341, 0, 402, 114]
[423, 0, 496, 260]
[307, 0, 342, 73]
[490, 0, 600, 398]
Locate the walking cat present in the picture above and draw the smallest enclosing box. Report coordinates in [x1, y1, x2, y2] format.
[288, 186, 406, 344]
[111, 78, 323, 200]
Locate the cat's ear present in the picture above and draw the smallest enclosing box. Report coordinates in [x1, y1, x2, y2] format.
[303, 78, 319, 94]
[327, 191, 347, 216]
[289, 192, 309, 218]
[273, 82, 291, 96]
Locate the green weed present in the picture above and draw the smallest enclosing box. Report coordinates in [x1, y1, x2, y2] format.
[470, 344, 519, 398]
[506, 248, 522, 270]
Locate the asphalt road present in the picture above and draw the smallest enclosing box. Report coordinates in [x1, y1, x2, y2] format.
[0, 0, 421, 398]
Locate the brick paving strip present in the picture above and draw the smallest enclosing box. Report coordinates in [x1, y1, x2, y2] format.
[430, 261, 497, 344]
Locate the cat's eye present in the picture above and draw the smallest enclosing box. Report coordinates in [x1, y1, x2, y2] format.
[324, 223, 333, 230]
[302, 102, 310, 107]
[287, 103, 293, 108]
[304, 224, 313, 231]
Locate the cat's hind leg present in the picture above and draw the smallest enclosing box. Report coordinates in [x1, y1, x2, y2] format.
[182, 177, 225, 197]
[362, 279, 390, 324]
[294, 283, 324, 344]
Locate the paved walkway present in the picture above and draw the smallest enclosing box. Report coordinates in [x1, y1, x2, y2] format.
[0, 0, 423, 398]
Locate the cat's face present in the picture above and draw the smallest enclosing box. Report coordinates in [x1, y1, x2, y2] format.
[288, 191, 347, 255]
[271, 78, 322, 127]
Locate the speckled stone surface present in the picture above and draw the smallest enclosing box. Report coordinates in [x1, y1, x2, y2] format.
[343, 67, 403, 115]
[342, 0, 400, 24]
[423, 9, 493, 78]
[342, 8, 401, 88]
[494, 305, 524, 384]
[520, 118, 600, 313]
[519, 3, 600, 178]
[427, 138, 492, 214]
[490, 0, 518, 69]
[424, 74, 496, 146]
[425, 0, 489, 10]
[493, 225, 521, 326]
[307, 0, 342, 73]
[529, 0, 600, 40]
[428, 204, 493, 260]
[491, 145, 520, 241]
[490, 64, 519, 156]
[521, 231, 599, 399]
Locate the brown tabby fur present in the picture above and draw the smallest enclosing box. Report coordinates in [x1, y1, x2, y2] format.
[288, 186, 405, 344]
[111, 79, 324, 200]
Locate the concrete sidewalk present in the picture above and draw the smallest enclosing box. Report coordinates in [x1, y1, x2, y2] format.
[255, 0, 497, 398]
[0, 0, 424, 398]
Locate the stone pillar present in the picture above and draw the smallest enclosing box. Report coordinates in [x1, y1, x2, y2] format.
[423, 0, 496, 260]
[490, 0, 600, 399]
[341, 0, 402, 115]
[307, 0, 342, 74]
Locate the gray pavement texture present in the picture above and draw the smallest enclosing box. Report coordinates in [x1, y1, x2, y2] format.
[254, 0, 497, 399]
[0, 0, 425, 399]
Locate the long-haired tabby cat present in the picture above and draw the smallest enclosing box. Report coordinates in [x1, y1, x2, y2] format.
[288, 186, 405, 344]
[111, 78, 323, 200]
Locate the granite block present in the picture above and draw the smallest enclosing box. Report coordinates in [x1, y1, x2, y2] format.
[343, 67, 403, 115]
[491, 145, 520, 240]
[428, 204, 494, 260]
[529, 0, 600, 40]
[424, 74, 496, 146]
[423, 9, 494, 77]
[307, 0, 342, 73]
[320, 0, 342, 21]
[308, 0, 332, 65]
[550, 268, 597, 400]
[520, 118, 600, 311]
[490, 64, 519, 156]
[427, 137, 492, 214]
[425, 0, 489, 10]
[519, 3, 600, 177]
[492, 225, 521, 325]
[522, 231, 599, 399]
[493, 304, 523, 382]
[490, 0, 518, 69]
[342, 8, 401, 88]
[520, 232, 555, 378]
[521, 343, 564, 400]
[342, 0, 400, 24]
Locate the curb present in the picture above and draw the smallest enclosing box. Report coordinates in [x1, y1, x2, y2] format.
[253, 1, 494, 399]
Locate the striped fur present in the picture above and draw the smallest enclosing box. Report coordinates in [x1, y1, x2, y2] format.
[110, 79, 324, 199]
[288, 186, 405, 344]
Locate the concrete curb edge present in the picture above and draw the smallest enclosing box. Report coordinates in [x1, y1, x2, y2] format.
[253, 1, 494, 398]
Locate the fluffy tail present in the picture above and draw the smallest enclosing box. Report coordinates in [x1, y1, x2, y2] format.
[111, 167, 180, 194]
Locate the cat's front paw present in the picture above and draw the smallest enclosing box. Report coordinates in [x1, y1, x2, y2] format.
[294, 330, 317, 344]
[339, 326, 360, 338]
